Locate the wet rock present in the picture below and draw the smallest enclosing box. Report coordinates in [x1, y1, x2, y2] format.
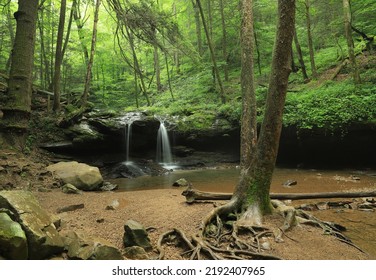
[283, 180, 297, 187]
[172, 178, 189, 187]
[173, 146, 195, 157]
[100, 182, 118, 192]
[62, 231, 123, 260]
[0, 212, 28, 260]
[47, 161, 103, 191]
[62, 183, 82, 194]
[123, 220, 152, 250]
[124, 246, 149, 260]
[0, 191, 64, 259]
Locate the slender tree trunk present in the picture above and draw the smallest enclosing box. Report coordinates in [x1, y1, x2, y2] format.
[232, 0, 296, 219]
[164, 52, 175, 100]
[254, 27, 262, 75]
[239, 0, 257, 169]
[52, 0, 67, 112]
[343, 0, 361, 84]
[125, 26, 150, 106]
[293, 27, 309, 81]
[196, 0, 226, 104]
[191, 0, 203, 56]
[0, 0, 39, 149]
[73, 0, 90, 66]
[219, 0, 229, 82]
[81, 0, 100, 106]
[172, 2, 180, 74]
[5, 4, 15, 72]
[305, 0, 317, 79]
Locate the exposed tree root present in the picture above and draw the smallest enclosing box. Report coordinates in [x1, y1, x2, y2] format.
[157, 197, 367, 259]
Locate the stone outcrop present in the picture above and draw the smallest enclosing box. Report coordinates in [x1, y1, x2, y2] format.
[0, 191, 64, 259]
[47, 161, 103, 191]
[0, 212, 28, 260]
[62, 231, 123, 260]
[123, 220, 152, 250]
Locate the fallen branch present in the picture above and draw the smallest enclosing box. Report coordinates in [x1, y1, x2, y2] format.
[330, 59, 348, 80]
[182, 186, 376, 203]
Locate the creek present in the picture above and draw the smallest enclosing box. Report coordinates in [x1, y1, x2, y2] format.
[111, 166, 376, 258]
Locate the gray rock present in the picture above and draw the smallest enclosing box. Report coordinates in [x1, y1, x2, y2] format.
[123, 220, 152, 250]
[47, 161, 103, 191]
[57, 203, 85, 214]
[282, 180, 297, 187]
[172, 178, 189, 187]
[0, 191, 64, 259]
[62, 183, 82, 194]
[124, 246, 149, 260]
[63, 231, 123, 260]
[0, 212, 28, 259]
[100, 181, 118, 192]
[105, 199, 119, 210]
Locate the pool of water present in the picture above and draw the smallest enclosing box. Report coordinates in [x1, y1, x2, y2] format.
[111, 166, 376, 258]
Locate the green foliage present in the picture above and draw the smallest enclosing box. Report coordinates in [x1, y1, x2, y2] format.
[284, 80, 376, 130]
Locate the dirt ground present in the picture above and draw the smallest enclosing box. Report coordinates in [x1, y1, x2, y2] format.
[0, 149, 370, 260]
[34, 187, 368, 260]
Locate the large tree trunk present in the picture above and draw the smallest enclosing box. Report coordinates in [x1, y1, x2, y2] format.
[232, 0, 296, 220]
[343, 0, 361, 84]
[239, 0, 257, 169]
[81, 0, 100, 107]
[52, 0, 67, 112]
[0, 0, 39, 149]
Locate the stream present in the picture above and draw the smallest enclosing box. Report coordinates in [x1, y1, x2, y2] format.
[111, 166, 376, 258]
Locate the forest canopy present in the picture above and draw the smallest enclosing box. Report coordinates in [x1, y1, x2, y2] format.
[0, 0, 375, 132]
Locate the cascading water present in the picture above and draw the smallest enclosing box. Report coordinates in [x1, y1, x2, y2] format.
[156, 121, 173, 165]
[124, 122, 133, 162]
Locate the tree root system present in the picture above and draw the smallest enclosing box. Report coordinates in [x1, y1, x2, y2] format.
[156, 190, 372, 260]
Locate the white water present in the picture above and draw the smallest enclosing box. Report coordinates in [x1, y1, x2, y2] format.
[156, 122, 173, 165]
[124, 122, 133, 162]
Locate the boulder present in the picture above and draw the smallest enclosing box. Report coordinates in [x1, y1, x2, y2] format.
[47, 161, 103, 191]
[63, 231, 123, 260]
[123, 220, 152, 250]
[0, 191, 64, 259]
[123, 246, 149, 260]
[172, 178, 189, 187]
[0, 212, 28, 260]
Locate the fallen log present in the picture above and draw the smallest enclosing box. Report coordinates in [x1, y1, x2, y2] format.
[181, 186, 376, 204]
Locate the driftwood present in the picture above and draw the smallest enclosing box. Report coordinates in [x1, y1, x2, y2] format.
[182, 186, 376, 204]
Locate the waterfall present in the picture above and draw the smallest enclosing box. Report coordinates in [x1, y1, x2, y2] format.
[124, 122, 133, 162]
[156, 121, 173, 165]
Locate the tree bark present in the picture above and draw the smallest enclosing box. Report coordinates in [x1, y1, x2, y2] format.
[0, 0, 39, 149]
[182, 187, 376, 203]
[191, 0, 203, 56]
[293, 27, 309, 81]
[219, 0, 229, 82]
[81, 0, 100, 107]
[196, 0, 226, 104]
[73, 0, 90, 66]
[343, 0, 361, 84]
[239, 0, 257, 169]
[305, 0, 317, 79]
[52, 0, 67, 112]
[233, 0, 296, 218]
